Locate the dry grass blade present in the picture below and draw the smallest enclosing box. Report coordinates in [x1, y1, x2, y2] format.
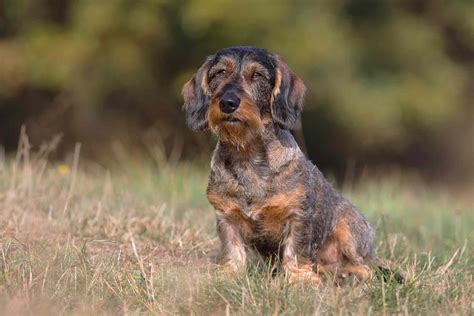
[130, 237, 156, 304]
[62, 143, 81, 218]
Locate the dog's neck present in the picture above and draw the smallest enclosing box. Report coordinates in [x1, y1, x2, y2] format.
[213, 123, 303, 172]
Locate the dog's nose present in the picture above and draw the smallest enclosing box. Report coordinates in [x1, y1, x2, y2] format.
[219, 94, 240, 114]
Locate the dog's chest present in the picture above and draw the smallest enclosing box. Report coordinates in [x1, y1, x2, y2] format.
[225, 159, 280, 215]
[208, 159, 305, 241]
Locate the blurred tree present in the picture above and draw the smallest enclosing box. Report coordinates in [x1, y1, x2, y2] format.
[0, 0, 472, 181]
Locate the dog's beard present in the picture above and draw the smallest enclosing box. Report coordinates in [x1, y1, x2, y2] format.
[208, 101, 263, 150]
[216, 122, 260, 150]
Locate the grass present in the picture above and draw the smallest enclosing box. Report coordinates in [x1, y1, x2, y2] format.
[0, 138, 472, 315]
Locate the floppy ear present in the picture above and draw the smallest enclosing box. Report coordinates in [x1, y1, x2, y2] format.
[270, 56, 306, 130]
[182, 56, 214, 131]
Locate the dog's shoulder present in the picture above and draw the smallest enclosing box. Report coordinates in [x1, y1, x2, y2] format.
[265, 127, 305, 171]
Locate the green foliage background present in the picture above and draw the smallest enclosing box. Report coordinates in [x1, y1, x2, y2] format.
[0, 0, 473, 180]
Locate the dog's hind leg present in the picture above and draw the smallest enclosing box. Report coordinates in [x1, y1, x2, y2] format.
[333, 220, 372, 282]
[316, 219, 372, 282]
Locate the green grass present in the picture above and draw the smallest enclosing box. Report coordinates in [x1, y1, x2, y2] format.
[0, 145, 472, 315]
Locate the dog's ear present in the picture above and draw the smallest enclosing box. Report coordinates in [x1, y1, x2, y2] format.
[270, 56, 306, 130]
[182, 56, 214, 131]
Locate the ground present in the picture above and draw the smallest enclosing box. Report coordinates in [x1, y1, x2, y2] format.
[0, 144, 472, 315]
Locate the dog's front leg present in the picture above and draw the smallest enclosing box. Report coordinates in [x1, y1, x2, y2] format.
[216, 212, 247, 273]
[282, 218, 320, 285]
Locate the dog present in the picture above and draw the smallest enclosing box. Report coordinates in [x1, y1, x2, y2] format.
[182, 46, 377, 284]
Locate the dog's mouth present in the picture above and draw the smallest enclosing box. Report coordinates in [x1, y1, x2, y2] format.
[222, 116, 241, 124]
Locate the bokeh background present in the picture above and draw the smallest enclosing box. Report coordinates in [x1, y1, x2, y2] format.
[0, 0, 473, 184]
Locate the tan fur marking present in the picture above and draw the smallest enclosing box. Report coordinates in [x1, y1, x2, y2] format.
[287, 264, 321, 285]
[271, 68, 282, 104]
[218, 56, 235, 69]
[255, 185, 305, 238]
[207, 100, 223, 133]
[208, 191, 255, 239]
[199, 73, 209, 95]
[258, 186, 304, 217]
[260, 185, 305, 211]
[339, 264, 372, 282]
[207, 191, 239, 214]
[334, 220, 353, 250]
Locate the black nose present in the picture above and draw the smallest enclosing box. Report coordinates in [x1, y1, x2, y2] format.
[219, 94, 240, 114]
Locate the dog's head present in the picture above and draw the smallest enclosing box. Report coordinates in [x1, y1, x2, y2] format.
[182, 46, 305, 148]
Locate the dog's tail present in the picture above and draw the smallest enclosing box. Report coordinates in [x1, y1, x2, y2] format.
[373, 258, 405, 284]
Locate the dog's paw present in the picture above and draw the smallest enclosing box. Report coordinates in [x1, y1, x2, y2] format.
[216, 262, 244, 278]
[288, 270, 321, 287]
[336, 264, 372, 285]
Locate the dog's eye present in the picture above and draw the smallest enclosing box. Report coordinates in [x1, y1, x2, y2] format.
[209, 69, 227, 81]
[252, 71, 264, 81]
[216, 69, 227, 76]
